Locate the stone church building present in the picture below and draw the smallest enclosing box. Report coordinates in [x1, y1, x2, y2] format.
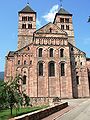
[4, 3, 90, 104]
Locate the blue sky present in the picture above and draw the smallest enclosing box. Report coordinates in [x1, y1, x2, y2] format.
[0, 0, 90, 72]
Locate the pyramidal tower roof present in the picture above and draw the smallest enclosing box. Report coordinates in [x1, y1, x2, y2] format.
[57, 0, 72, 16]
[19, 3, 36, 13]
[57, 7, 72, 16]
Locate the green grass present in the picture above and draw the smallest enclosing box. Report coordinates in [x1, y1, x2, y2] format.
[0, 105, 48, 120]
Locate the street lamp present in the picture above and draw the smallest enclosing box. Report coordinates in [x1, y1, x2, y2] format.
[88, 16, 90, 22]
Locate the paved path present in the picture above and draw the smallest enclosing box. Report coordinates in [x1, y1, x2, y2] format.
[42, 98, 90, 120]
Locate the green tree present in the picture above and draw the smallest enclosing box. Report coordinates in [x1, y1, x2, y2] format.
[0, 81, 8, 110]
[0, 75, 30, 115]
[23, 93, 30, 106]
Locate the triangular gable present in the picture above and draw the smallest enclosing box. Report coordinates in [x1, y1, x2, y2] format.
[15, 43, 33, 53]
[7, 43, 34, 57]
[35, 22, 67, 35]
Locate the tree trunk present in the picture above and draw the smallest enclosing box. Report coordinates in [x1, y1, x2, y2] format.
[10, 106, 13, 115]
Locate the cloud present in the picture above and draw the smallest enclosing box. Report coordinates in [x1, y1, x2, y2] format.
[43, 4, 59, 22]
[36, 18, 42, 29]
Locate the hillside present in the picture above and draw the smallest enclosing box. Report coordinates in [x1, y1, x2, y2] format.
[0, 72, 4, 80]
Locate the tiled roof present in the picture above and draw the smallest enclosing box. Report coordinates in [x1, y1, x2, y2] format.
[8, 51, 15, 57]
[86, 58, 90, 61]
[58, 8, 72, 15]
[19, 5, 36, 13]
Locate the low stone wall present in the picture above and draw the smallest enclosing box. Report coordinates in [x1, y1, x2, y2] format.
[30, 97, 49, 106]
[10, 102, 68, 120]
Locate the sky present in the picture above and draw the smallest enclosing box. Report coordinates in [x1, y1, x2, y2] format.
[0, 0, 90, 72]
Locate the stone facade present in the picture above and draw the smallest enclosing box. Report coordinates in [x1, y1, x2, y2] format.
[4, 4, 90, 104]
[18, 5, 36, 50]
[54, 12, 75, 46]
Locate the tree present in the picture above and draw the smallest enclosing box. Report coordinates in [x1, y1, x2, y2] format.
[0, 75, 30, 115]
[23, 93, 30, 106]
[6, 76, 22, 115]
[0, 81, 8, 110]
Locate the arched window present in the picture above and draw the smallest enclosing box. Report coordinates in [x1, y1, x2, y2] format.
[28, 24, 32, 29]
[65, 18, 69, 23]
[18, 60, 20, 65]
[60, 49, 64, 57]
[61, 25, 64, 30]
[30, 60, 32, 65]
[75, 62, 77, 66]
[50, 48, 53, 57]
[22, 24, 26, 29]
[38, 62, 43, 76]
[49, 61, 55, 76]
[27, 47, 30, 50]
[38, 48, 42, 57]
[28, 17, 33, 21]
[60, 18, 64, 23]
[61, 63, 65, 76]
[76, 76, 79, 85]
[80, 62, 82, 66]
[71, 47, 73, 51]
[22, 16, 27, 21]
[24, 60, 26, 65]
[66, 25, 69, 30]
[50, 28, 52, 33]
[23, 75, 26, 84]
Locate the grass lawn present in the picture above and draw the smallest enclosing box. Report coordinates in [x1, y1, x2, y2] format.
[0, 105, 48, 120]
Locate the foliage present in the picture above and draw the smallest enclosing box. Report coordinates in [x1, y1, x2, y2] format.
[0, 75, 30, 115]
[0, 80, 9, 109]
[23, 93, 30, 106]
[53, 97, 61, 102]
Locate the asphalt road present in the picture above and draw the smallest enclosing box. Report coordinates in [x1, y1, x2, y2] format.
[56, 98, 90, 120]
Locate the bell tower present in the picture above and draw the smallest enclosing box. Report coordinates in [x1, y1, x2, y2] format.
[18, 3, 36, 50]
[53, 7, 75, 46]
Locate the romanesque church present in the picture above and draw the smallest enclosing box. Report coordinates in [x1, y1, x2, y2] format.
[4, 3, 90, 104]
